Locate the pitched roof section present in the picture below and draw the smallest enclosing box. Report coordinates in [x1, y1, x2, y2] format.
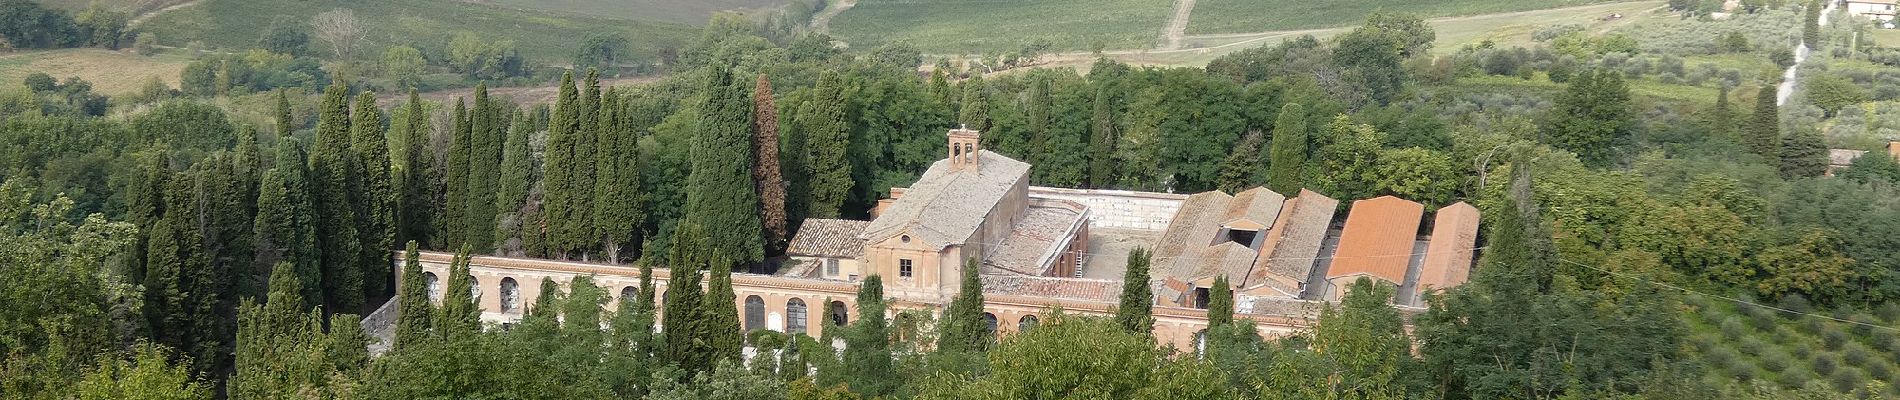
[981, 275, 1122, 303]
[1152, 191, 1233, 280]
[1417, 202, 1480, 292]
[986, 201, 1087, 275]
[1221, 188, 1285, 231]
[1247, 189, 1338, 296]
[860, 150, 1031, 249]
[1327, 196, 1425, 284]
[786, 219, 870, 259]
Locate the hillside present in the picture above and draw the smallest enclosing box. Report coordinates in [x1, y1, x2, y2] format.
[0, 49, 191, 95]
[826, 0, 1174, 53]
[1185, 0, 1613, 35]
[135, 0, 697, 62]
[475, 0, 791, 24]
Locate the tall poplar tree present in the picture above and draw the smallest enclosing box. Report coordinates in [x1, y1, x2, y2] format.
[276, 88, 295, 138]
[442, 99, 471, 249]
[804, 72, 852, 219]
[465, 82, 505, 253]
[1746, 86, 1781, 160]
[395, 241, 433, 350]
[542, 72, 581, 258]
[1266, 103, 1307, 195]
[351, 91, 395, 300]
[145, 174, 221, 373]
[1711, 85, 1736, 140]
[1114, 248, 1154, 334]
[255, 141, 322, 311]
[397, 90, 434, 249]
[937, 258, 988, 353]
[752, 74, 788, 254]
[311, 84, 365, 313]
[1088, 84, 1117, 188]
[843, 275, 896, 396]
[684, 65, 765, 265]
[567, 70, 602, 258]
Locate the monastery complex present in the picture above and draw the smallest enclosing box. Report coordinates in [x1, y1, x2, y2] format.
[388, 128, 1482, 349]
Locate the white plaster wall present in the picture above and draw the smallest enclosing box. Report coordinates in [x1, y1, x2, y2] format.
[1029, 186, 1186, 231]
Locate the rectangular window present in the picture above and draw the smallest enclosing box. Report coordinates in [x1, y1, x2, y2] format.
[900, 259, 913, 278]
[825, 259, 839, 277]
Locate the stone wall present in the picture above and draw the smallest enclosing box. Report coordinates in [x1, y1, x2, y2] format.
[1028, 186, 1187, 231]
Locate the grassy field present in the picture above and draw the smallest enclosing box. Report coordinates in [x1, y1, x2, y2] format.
[0, 48, 193, 95]
[828, 0, 1174, 54]
[1683, 295, 1900, 397]
[476, 0, 789, 24]
[137, 0, 696, 63]
[1871, 29, 1900, 47]
[1186, 0, 1615, 35]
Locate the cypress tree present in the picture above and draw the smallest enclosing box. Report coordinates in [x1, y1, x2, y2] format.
[593, 87, 642, 263]
[126, 150, 168, 282]
[1206, 276, 1234, 328]
[562, 275, 609, 354]
[276, 88, 295, 138]
[465, 82, 504, 253]
[1803, 0, 1822, 48]
[325, 312, 370, 377]
[498, 110, 535, 253]
[1746, 86, 1782, 161]
[442, 98, 471, 249]
[568, 70, 602, 259]
[435, 247, 481, 336]
[1088, 84, 1117, 188]
[957, 75, 988, 131]
[542, 72, 581, 258]
[627, 257, 660, 361]
[1266, 103, 1307, 195]
[1711, 85, 1736, 140]
[351, 91, 395, 300]
[752, 74, 788, 254]
[660, 255, 708, 374]
[1543, 69, 1633, 167]
[311, 84, 365, 313]
[937, 258, 988, 353]
[703, 254, 743, 364]
[684, 65, 766, 265]
[804, 72, 852, 219]
[1780, 126, 1827, 177]
[255, 141, 322, 311]
[398, 90, 434, 249]
[1114, 248, 1154, 334]
[395, 241, 433, 351]
[145, 174, 219, 373]
[196, 152, 251, 306]
[231, 261, 327, 398]
[1217, 131, 1264, 193]
[843, 275, 895, 396]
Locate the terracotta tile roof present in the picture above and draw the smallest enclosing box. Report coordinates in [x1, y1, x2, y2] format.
[1417, 202, 1480, 293]
[1327, 196, 1424, 284]
[1152, 191, 1232, 280]
[1221, 187, 1285, 231]
[980, 275, 1122, 303]
[1889, 141, 1900, 159]
[861, 150, 1031, 249]
[786, 219, 870, 259]
[1247, 189, 1338, 296]
[1195, 241, 1259, 286]
[986, 201, 1087, 275]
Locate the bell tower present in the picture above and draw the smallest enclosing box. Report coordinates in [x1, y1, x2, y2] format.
[949, 125, 981, 170]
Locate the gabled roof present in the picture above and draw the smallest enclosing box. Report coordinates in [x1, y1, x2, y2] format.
[1152, 191, 1233, 280]
[1327, 196, 1424, 284]
[786, 219, 870, 259]
[1221, 188, 1285, 231]
[1417, 202, 1480, 292]
[860, 150, 1031, 249]
[1193, 241, 1260, 286]
[981, 275, 1122, 302]
[1247, 189, 1338, 295]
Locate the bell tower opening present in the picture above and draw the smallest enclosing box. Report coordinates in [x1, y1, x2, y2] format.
[949, 125, 982, 170]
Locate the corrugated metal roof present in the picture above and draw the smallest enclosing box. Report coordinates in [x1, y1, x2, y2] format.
[1327, 196, 1424, 284]
[786, 219, 870, 258]
[1417, 202, 1480, 292]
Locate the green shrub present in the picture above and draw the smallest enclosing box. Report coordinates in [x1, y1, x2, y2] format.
[1791, 343, 1814, 360]
[1842, 343, 1872, 368]
[1706, 345, 1740, 372]
[1737, 335, 1769, 355]
[1875, 303, 1900, 324]
[1821, 326, 1849, 351]
[1814, 352, 1840, 376]
[1863, 360, 1893, 382]
[1759, 349, 1792, 373]
[1728, 363, 1757, 382]
[1779, 365, 1814, 389]
[1722, 317, 1749, 340]
[1828, 367, 1863, 393]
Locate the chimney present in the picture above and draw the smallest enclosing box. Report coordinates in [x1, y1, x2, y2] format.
[949, 125, 981, 170]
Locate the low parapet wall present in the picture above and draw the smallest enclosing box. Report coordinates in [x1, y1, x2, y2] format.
[1028, 186, 1187, 231]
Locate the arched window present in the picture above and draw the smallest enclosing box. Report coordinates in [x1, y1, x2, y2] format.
[744, 295, 766, 331]
[423, 272, 440, 301]
[499, 278, 520, 313]
[786, 298, 808, 334]
[1019, 315, 1039, 332]
[829, 301, 849, 326]
[620, 286, 638, 301]
[983, 312, 998, 335]
[468, 276, 481, 301]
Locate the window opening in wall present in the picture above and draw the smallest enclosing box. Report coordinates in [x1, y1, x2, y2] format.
[900, 259, 914, 278]
[1226, 229, 1260, 248]
[744, 296, 765, 331]
[787, 298, 808, 334]
[1194, 287, 1210, 309]
[499, 278, 520, 313]
[826, 259, 839, 277]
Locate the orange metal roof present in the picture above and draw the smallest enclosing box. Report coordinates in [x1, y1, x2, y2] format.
[1417, 202, 1480, 292]
[1327, 196, 1424, 284]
